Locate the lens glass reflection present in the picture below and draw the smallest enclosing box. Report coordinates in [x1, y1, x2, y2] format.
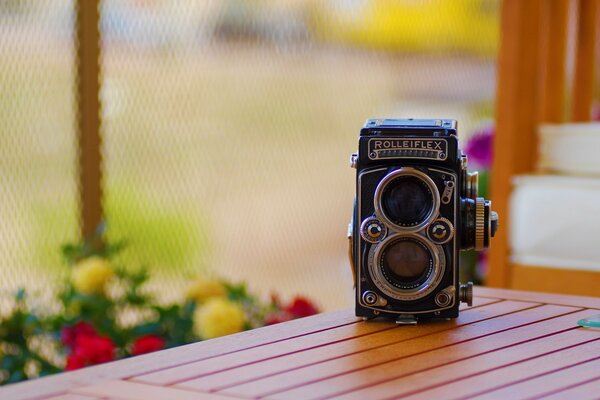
[382, 176, 433, 227]
[382, 238, 431, 284]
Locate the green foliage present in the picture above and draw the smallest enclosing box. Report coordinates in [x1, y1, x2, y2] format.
[103, 185, 211, 272]
[0, 234, 318, 386]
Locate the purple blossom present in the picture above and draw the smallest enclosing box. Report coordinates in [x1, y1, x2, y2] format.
[465, 125, 494, 168]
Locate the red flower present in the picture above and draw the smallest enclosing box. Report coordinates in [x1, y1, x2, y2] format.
[131, 335, 166, 356]
[61, 321, 96, 348]
[65, 334, 116, 370]
[284, 296, 319, 318]
[265, 311, 293, 325]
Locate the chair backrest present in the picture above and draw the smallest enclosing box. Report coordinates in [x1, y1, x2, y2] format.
[488, 0, 599, 289]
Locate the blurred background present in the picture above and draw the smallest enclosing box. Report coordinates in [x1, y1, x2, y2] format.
[1, 0, 501, 311]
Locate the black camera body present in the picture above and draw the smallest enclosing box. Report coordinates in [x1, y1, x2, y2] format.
[349, 119, 497, 323]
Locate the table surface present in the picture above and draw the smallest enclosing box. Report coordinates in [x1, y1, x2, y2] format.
[3, 287, 600, 400]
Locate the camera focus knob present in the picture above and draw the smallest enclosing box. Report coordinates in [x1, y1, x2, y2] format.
[475, 197, 485, 250]
[459, 282, 473, 306]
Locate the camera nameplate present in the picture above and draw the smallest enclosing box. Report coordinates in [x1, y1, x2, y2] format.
[368, 138, 448, 161]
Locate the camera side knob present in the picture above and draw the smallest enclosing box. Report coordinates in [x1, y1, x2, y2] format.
[475, 197, 486, 250]
[459, 282, 473, 306]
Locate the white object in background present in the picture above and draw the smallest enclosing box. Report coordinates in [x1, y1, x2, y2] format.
[510, 175, 600, 272]
[538, 123, 600, 176]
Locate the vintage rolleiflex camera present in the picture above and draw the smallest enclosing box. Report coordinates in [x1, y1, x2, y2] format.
[349, 119, 498, 323]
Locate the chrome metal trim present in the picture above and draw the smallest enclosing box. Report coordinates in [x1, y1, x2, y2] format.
[427, 217, 455, 244]
[368, 233, 446, 302]
[357, 167, 458, 315]
[373, 168, 441, 233]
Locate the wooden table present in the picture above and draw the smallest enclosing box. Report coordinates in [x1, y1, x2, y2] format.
[3, 287, 600, 400]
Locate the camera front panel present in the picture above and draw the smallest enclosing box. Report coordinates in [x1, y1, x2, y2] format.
[355, 163, 459, 320]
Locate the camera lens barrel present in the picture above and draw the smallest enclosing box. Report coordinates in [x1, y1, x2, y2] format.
[374, 168, 440, 233]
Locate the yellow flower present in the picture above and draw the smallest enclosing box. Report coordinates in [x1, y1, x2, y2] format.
[71, 256, 114, 295]
[193, 298, 246, 340]
[186, 276, 226, 304]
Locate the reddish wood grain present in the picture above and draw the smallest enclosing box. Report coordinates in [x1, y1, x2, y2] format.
[538, 377, 600, 400]
[2, 288, 598, 400]
[135, 299, 510, 387]
[235, 309, 590, 400]
[71, 380, 235, 400]
[469, 357, 600, 399]
[399, 338, 600, 400]
[235, 305, 577, 400]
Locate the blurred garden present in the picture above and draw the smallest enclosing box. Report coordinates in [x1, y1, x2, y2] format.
[0, 0, 499, 383]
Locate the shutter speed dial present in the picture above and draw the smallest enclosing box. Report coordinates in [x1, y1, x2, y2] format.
[360, 217, 387, 243]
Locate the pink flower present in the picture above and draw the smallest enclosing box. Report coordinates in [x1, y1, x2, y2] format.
[131, 335, 166, 356]
[465, 125, 494, 168]
[61, 321, 96, 349]
[64, 327, 116, 370]
[265, 311, 293, 325]
[284, 297, 319, 318]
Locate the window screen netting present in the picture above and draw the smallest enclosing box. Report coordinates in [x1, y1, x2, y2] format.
[2, 1, 499, 310]
[0, 1, 79, 310]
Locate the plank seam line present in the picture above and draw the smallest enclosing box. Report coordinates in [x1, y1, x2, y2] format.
[216, 303, 552, 398]
[476, 295, 600, 310]
[390, 338, 600, 400]
[152, 300, 512, 387]
[314, 325, 582, 400]
[452, 353, 600, 400]
[525, 375, 600, 400]
[258, 307, 581, 400]
[132, 324, 400, 386]
[124, 316, 365, 380]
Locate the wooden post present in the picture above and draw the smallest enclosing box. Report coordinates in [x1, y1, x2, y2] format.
[572, 0, 599, 121]
[487, 0, 544, 287]
[539, 0, 569, 123]
[76, 0, 103, 239]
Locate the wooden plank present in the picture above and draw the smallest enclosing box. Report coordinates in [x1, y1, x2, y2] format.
[45, 395, 101, 400]
[0, 308, 363, 400]
[539, 377, 600, 400]
[571, 0, 599, 121]
[133, 318, 397, 386]
[243, 309, 591, 400]
[70, 380, 235, 400]
[399, 337, 600, 400]
[470, 357, 600, 399]
[539, 0, 569, 123]
[320, 312, 593, 400]
[510, 264, 600, 298]
[76, 0, 103, 238]
[137, 300, 534, 387]
[476, 286, 600, 309]
[488, 0, 544, 287]
[174, 299, 522, 394]
[244, 304, 576, 400]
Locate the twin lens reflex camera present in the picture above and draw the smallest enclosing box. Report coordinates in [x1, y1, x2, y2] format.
[349, 119, 498, 324]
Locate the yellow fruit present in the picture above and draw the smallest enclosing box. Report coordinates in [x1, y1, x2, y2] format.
[193, 298, 245, 340]
[186, 276, 226, 303]
[71, 256, 114, 295]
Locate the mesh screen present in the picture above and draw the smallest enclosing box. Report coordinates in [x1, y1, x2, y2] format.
[0, 1, 79, 306]
[100, 1, 498, 310]
[1, 1, 499, 311]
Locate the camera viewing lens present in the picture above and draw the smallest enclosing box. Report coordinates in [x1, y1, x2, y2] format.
[374, 168, 440, 232]
[380, 237, 433, 288]
[382, 176, 433, 227]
